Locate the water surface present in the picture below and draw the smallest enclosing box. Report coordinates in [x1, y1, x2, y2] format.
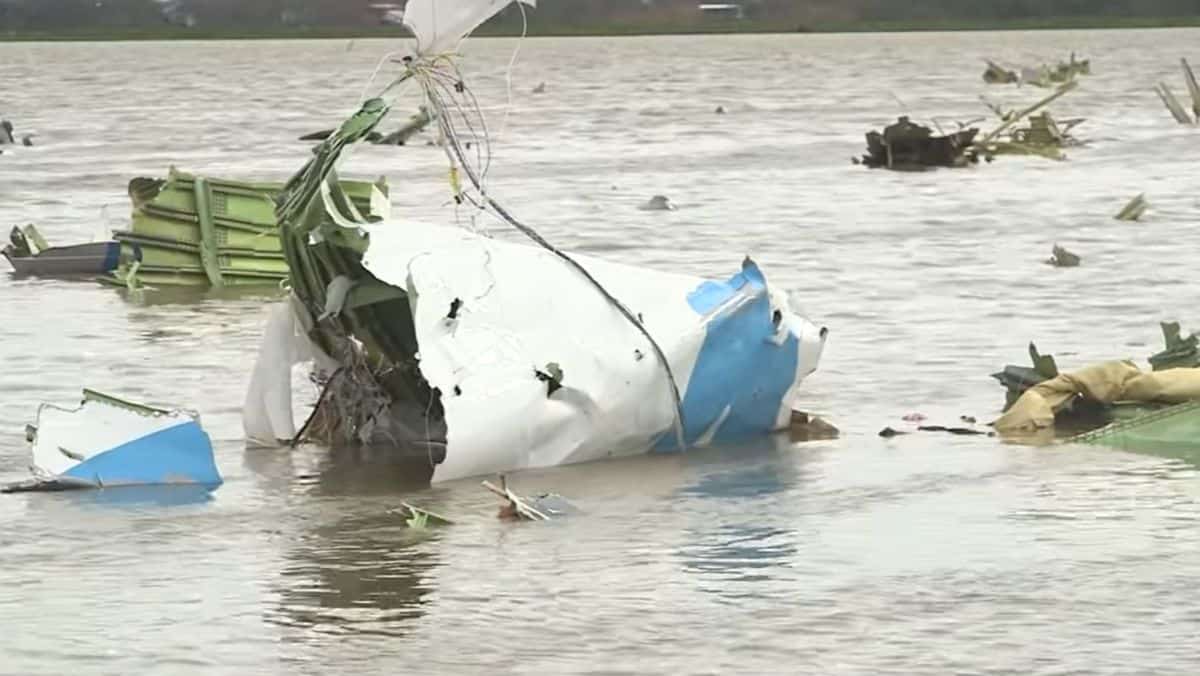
[2, 31, 1200, 675]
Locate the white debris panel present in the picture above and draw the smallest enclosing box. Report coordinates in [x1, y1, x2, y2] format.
[362, 222, 827, 483]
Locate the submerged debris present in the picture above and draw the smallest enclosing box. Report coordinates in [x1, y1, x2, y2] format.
[1115, 193, 1148, 221]
[1020, 53, 1091, 88]
[972, 83, 1080, 161]
[1045, 244, 1081, 268]
[992, 324, 1200, 438]
[992, 343, 1060, 411]
[859, 83, 1077, 171]
[994, 360, 1200, 434]
[0, 119, 32, 147]
[786, 410, 839, 442]
[1155, 58, 1200, 125]
[394, 502, 455, 528]
[4, 389, 221, 493]
[2, 224, 121, 277]
[1149, 322, 1200, 372]
[640, 194, 677, 211]
[985, 112, 1085, 160]
[484, 477, 578, 521]
[859, 116, 979, 170]
[983, 60, 1019, 84]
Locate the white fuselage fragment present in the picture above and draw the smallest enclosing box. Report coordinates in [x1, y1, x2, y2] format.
[362, 221, 827, 483]
[31, 395, 221, 488]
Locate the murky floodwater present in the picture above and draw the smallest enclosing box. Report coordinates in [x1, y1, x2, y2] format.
[2, 31, 1200, 675]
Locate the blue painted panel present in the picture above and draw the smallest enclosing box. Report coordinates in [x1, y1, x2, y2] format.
[101, 241, 121, 272]
[686, 258, 766, 315]
[663, 260, 799, 449]
[63, 422, 222, 487]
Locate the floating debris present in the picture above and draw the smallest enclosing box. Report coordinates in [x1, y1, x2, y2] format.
[1045, 244, 1081, 268]
[879, 417, 991, 438]
[0, 119, 33, 147]
[1019, 53, 1091, 88]
[984, 111, 1085, 160]
[532, 82, 546, 95]
[1149, 322, 1200, 372]
[2, 225, 121, 277]
[994, 360, 1200, 434]
[983, 60, 1018, 84]
[1115, 193, 1148, 221]
[992, 326, 1200, 438]
[1155, 58, 1200, 125]
[859, 116, 980, 170]
[106, 167, 389, 288]
[483, 477, 578, 521]
[393, 502, 455, 528]
[715, 105, 726, 115]
[244, 0, 828, 483]
[786, 410, 839, 442]
[972, 82, 1079, 161]
[1072, 399, 1200, 455]
[640, 194, 676, 211]
[992, 343, 1060, 411]
[3, 389, 222, 493]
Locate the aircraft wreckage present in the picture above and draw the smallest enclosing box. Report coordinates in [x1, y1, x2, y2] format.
[242, 0, 828, 483]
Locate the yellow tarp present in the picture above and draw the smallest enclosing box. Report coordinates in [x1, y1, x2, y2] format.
[994, 361, 1200, 433]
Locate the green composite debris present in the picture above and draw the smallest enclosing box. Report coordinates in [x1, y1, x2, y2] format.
[1149, 322, 1200, 371]
[275, 94, 440, 420]
[106, 167, 388, 288]
[1073, 400, 1200, 459]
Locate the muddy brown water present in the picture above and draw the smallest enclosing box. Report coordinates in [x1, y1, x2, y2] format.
[2, 31, 1200, 675]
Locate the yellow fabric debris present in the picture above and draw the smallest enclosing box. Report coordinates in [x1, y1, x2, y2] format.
[993, 361, 1200, 433]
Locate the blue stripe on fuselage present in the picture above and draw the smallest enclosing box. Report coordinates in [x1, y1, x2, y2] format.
[62, 421, 223, 487]
[661, 260, 799, 449]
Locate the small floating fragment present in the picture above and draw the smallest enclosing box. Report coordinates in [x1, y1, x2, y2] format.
[1115, 193, 1148, 221]
[1155, 58, 1200, 125]
[1045, 244, 1081, 268]
[1149, 322, 1200, 372]
[983, 60, 1018, 84]
[483, 477, 578, 522]
[3, 389, 222, 493]
[786, 410, 839, 442]
[532, 82, 546, 94]
[2, 225, 121, 277]
[639, 194, 676, 211]
[394, 502, 455, 528]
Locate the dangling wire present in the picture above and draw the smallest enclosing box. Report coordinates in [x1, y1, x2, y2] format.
[400, 56, 688, 451]
[497, 0, 530, 140]
[345, 46, 690, 452]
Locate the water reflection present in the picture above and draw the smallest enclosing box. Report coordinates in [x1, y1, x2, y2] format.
[270, 510, 440, 639]
[32, 484, 216, 509]
[250, 443, 441, 639]
[675, 439, 814, 586]
[115, 285, 284, 307]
